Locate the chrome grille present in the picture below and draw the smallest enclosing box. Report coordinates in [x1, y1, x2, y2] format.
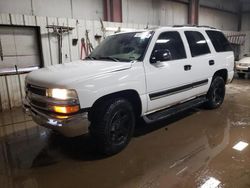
[26, 84, 46, 96]
[26, 84, 48, 110]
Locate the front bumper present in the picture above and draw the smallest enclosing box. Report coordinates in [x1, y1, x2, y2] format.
[236, 65, 250, 73]
[23, 99, 89, 137]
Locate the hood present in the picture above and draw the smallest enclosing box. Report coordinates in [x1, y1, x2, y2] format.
[238, 57, 250, 64]
[26, 60, 132, 88]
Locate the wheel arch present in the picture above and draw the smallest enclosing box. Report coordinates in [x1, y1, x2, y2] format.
[213, 69, 228, 83]
[88, 89, 142, 121]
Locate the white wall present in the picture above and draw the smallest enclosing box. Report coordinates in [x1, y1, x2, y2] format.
[0, 0, 103, 20]
[199, 7, 238, 31]
[200, 0, 239, 13]
[241, 13, 250, 56]
[122, 0, 188, 26]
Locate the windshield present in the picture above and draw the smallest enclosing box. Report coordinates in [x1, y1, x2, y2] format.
[87, 31, 154, 62]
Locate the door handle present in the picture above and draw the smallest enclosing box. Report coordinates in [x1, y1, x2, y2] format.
[184, 65, 192, 71]
[209, 60, 215, 66]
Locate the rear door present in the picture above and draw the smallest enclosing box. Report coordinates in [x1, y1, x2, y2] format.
[183, 30, 214, 95]
[205, 30, 234, 79]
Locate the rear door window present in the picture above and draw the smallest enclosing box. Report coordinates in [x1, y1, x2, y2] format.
[185, 31, 211, 57]
[206, 30, 233, 52]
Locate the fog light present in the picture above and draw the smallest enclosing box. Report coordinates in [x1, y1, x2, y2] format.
[53, 105, 80, 114]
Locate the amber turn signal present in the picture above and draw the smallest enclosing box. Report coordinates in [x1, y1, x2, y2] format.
[53, 105, 80, 114]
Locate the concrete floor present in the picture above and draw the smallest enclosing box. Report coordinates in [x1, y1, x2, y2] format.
[0, 79, 250, 188]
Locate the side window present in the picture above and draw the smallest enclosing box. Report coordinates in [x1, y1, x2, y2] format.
[206, 30, 233, 52]
[185, 31, 211, 57]
[151, 31, 186, 62]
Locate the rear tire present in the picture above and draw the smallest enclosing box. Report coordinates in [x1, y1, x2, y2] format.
[238, 73, 245, 79]
[204, 76, 225, 109]
[90, 98, 135, 155]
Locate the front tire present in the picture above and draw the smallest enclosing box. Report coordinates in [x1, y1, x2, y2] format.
[90, 98, 135, 155]
[204, 76, 225, 109]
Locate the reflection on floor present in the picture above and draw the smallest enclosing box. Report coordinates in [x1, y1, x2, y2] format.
[0, 79, 250, 188]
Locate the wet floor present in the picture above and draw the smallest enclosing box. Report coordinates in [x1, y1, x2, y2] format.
[0, 79, 250, 188]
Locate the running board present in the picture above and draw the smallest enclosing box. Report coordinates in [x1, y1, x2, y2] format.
[143, 96, 207, 123]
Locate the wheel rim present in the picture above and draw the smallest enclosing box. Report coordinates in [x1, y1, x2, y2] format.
[109, 109, 132, 145]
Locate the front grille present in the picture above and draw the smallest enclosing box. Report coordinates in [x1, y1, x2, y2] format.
[30, 99, 47, 109]
[27, 84, 46, 96]
[26, 84, 48, 110]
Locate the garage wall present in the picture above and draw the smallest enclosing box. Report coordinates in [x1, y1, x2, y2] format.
[199, 7, 238, 31]
[200, 0, 239, 14]
[0, 0, 103, 20]
[122, 0, 188, 26]
[241, 13, 250, 56]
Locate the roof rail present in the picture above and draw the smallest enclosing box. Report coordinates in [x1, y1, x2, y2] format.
[197, 25, 217, 29]
[173, 24, 197, 27]
[172, 24, 217, 29]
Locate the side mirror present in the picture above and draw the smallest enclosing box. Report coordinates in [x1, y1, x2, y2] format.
[150, 49, 172, 64]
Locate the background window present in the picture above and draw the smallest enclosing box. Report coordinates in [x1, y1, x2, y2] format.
[153, 31, 186, 61]
[185, 31, 211, 57]
[206, 30, 233, 52]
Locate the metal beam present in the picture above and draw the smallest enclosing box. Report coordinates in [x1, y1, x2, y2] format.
[103, 0, 122, 22]
[188, 0, 199, 25]
[238, 3, 242, 31]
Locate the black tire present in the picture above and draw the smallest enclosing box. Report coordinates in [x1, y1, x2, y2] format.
[90, 98, 135, 155]
[238, 73, 245, 79]
[204, 76, 225, 109]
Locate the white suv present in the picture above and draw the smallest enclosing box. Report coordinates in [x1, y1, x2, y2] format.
[24, 26, 234, 155]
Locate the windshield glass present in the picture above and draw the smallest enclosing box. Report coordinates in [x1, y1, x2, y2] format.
[87, 31, 154, 62]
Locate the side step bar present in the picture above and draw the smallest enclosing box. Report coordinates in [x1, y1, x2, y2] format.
[143, 96, 207, 123]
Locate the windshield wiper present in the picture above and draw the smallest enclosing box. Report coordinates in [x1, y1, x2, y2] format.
[97, 56, 120, 62]
[85, 56, 96, 60]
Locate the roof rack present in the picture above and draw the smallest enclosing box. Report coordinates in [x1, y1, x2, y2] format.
[197, 25, 217, 29]
[172, 25, 217, 29]
[173, 24, 197, 27]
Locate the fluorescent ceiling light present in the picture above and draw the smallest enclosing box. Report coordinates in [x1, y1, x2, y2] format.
[233, 141, 249, 151]
[156, 39, 170, 43]
[197, 40, 206, 44]
[200, 177, 221, 188]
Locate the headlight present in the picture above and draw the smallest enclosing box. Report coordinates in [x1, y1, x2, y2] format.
[46, 88, 78, 100]
[238, 63, 249, 67]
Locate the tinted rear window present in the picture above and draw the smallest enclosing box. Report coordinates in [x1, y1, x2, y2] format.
[206, 30, 232, 52]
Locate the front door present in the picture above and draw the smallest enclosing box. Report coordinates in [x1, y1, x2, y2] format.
[144, 31, 194, 112]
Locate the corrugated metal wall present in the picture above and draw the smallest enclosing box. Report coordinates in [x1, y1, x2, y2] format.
[122, 0, 189, 25]
[241, 13, 250, 57]
[199, 7, 238, 31]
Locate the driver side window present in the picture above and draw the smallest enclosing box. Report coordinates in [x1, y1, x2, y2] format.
[151, 31, 186, 63]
